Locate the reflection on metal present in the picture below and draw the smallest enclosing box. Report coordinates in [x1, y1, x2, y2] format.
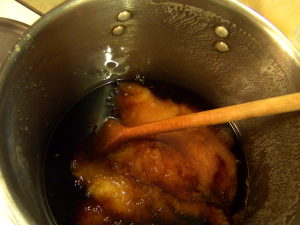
[117, 11, 132, 22]
[104, 46, 119, 67]
[215, 41, 229, 53]
[112, 25, 125, 36]
[215, 26, 229, 38]
[103, 46, 129, 79]
[265, 27, 298, 60]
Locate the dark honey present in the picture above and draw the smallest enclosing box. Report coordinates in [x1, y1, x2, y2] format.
[44, 78, 248, 224]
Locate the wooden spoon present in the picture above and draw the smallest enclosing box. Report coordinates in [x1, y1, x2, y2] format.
[95, 92, 300, 155]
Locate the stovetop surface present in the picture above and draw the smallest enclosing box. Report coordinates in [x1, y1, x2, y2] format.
[0, 18, 29, 68]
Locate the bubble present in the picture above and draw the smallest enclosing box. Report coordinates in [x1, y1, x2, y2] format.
[15, 45, 21, 52]
[84, 205, 91, 212]
[236, 159, 242, 165]
[113, 164, 119, 170]
[70, 160, 77, 169]
[113, 221, 123, 225]
[135, 74, 145, 83]
[103, 216, 110, 223]
[107, 103, 115, 107]
[93, 205, 102, 214]
[74, 178, 84, 189]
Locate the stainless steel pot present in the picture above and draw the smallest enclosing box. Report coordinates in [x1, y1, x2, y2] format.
[0, 0, 300, 224]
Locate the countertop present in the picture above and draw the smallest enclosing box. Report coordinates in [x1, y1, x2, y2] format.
[19, 0, 66, 14]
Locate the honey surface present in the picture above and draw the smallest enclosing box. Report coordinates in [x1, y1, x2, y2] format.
[72, 82, 238, 225]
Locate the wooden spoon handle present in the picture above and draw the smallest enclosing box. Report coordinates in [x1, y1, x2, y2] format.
[125, 92, 300, 138]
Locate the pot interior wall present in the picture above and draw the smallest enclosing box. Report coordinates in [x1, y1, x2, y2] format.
[0, 0, 300, 224]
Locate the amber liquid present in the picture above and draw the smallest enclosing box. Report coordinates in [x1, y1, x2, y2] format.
[44, 79, 248, 225]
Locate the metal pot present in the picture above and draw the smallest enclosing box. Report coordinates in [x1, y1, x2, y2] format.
[0, 0, 299, 224]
